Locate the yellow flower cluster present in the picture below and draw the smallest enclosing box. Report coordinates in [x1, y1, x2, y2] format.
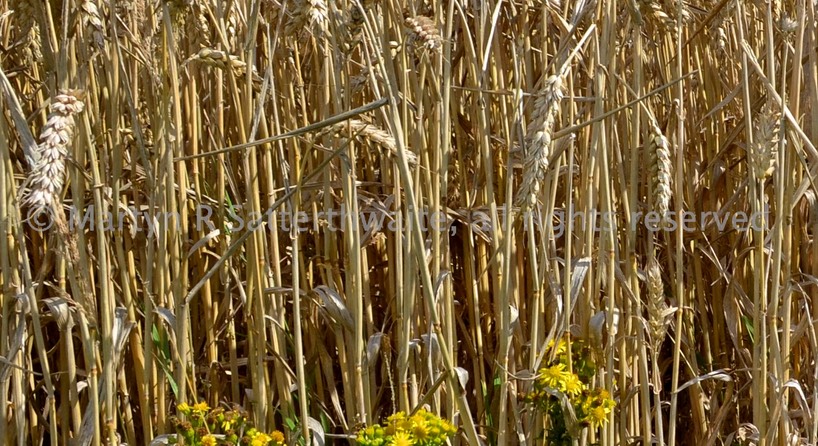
[171, 400, 285, 445]
[357, 409, 457, 446]
[525, 336, 616, 443]
[243, 428, 286, 446]
[548, 338, 567, 356]
[535, 363, 585, 397]
[574, 388, 616, 428]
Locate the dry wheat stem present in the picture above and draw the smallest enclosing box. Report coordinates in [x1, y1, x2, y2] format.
[3, 1, 817, 444]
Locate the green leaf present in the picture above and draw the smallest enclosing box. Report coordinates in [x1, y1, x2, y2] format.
[742, 315, 755, 344]
[151, 324, 178, 397]
[285, 417, 297, 431]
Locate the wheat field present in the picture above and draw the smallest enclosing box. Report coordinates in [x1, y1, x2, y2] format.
[0, 0, 817, 445]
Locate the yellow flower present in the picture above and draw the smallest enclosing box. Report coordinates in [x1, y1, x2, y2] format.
[598, 390, 615, 410]
[201, 434, 217, 446]
[389, 431, 412, 446]
[561, 373, 584, 397]
[193, 401, 210, 413]
[538, 363, 569, 389]
[177, 402, 191, 414]
[387, 411, 413, 433]
[548, 338, 567, 356]
[387, 412, 407, 424]
[587, 405, 609, 427]
[269, 430, 285, 445]
[412, 419, 429, 440]
[251, 432, 272, 446]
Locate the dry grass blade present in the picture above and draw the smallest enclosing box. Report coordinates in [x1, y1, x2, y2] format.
[313, 285, 354, 332]
[0, 67, 38, 167]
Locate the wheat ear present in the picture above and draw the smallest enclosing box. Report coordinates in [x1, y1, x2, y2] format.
[80, 0, 105, 47]
[639, 0, 691, 35]
[404, 14, 442, 52]
[21, 90, 86, 219]
[10, 0, 42, 64]
[648, 120, 672, 222]
[646, 258, 671, 352]
[342, 1, 367, 53]
[749, 103, 779, 180]
[515, 74, 564, 209]
[286, 0, 329, 37]
[321, 119, 418, 167]
[191, 48, 263, 90]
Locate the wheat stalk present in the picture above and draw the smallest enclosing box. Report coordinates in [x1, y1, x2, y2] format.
[20, 90, 86, 220]
[3, 1, 816, 444]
